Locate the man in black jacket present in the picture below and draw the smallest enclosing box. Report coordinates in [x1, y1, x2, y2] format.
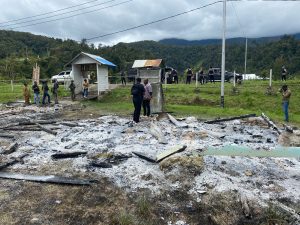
[32, 81, 40, 106]
[42, 80, 51, 105]
[131, 78, 145, 123]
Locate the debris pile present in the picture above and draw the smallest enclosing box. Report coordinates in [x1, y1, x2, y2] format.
[0, 104, 300, 224]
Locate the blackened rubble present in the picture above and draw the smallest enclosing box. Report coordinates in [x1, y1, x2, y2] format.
[0, 104, 299, 223]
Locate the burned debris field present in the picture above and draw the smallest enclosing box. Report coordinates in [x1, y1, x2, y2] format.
[0, 102, 299, 225]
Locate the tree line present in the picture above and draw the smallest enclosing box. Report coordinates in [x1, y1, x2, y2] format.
[0, 29, 299, 80]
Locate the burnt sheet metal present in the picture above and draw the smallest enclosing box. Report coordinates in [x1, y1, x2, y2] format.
[0, 172, 92, 185]
[132, 59, 163, 68]
[202, 145, 300, 158]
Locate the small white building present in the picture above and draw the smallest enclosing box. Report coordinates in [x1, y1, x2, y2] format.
[66, 52, 116, 96]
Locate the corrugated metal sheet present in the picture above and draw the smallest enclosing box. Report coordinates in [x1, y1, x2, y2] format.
[84, 52, 116, 67]
[132, 59, 163, 68]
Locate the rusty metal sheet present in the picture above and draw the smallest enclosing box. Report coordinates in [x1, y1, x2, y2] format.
[144, 59, 162, 67]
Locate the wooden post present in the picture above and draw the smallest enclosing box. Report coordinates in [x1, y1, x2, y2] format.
[269, 69, 272, 87]
[233, 70, 236, 87]
[196, 72, 198, 88]
[11, 80, 13, 92]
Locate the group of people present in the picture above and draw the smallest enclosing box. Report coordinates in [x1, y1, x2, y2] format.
[186, 66, 216, 84]
[131, 78, 152, 123]
[23, 79, 60, 106]
[22, 78, 90, 106]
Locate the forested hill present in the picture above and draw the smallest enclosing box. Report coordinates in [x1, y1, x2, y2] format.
[0, 29, 300, 80]
[159, 33, 300, 46]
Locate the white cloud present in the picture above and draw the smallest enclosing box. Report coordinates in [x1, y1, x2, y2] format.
[0, 0, 300, 45]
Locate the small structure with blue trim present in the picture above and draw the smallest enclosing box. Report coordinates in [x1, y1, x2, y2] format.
[66, 52, 116, 96]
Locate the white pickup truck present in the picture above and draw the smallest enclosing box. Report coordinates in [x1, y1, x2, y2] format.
[51, 70, 73, 83]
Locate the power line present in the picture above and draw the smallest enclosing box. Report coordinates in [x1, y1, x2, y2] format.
[0, 0, 100, 25]
[230, 1, 246, 37]
[8, 0, 133, 30]
[0, 0, 118, 28]
[86, 1, 223, 41]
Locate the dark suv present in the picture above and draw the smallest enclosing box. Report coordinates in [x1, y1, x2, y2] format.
[207, 68, 242, 82]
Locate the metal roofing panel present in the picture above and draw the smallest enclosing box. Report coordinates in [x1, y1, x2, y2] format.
[132, 59, 163, 68]
[144, 59, 162, 67]
[84, 52, 116, 67]
[132, 60, 147, 68]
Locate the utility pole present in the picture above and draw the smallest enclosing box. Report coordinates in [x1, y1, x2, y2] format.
[220, 0, 226, 108]
[244, 37, 248, 77]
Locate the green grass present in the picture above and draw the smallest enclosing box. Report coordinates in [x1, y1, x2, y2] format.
[1, 79, 300, 125]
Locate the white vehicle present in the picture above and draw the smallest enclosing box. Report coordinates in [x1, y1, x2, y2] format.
[51, 70, 73, 83]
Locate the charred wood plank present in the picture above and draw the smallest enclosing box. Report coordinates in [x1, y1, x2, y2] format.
[36, 123, 57, 135]
[261, 113, 281, 135]
[90, 161, 113, 168]
[156, 145, 187, 162]
[0, 142, 18, 154]
[51, 151, 87, 159]
[0, 172, 92, 185]
[150, 122, 167, 144]
[0, 154, 28, 170]
[205, 114, 257, 124]
[60, 122, 79, 127]
[18, 120, 57, 126]
[132, 151, 157, 163]
[0, 133, 15, 138]
[64, 142, 79, 149]
[167, 114, 188, 128]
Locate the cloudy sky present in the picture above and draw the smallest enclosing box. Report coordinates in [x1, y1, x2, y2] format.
[0, 0, 299, 45]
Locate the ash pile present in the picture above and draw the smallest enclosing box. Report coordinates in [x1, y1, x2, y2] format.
[0, 104, 300, 224]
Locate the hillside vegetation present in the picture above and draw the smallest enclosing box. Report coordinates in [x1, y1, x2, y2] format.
[0, 30, 300, 80]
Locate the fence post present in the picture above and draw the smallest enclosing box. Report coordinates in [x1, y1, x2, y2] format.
[195, 72, 198, 88]
[233, 70, 236, 87]
[11, 80, 13, 92]
[269, 69, 272, 87]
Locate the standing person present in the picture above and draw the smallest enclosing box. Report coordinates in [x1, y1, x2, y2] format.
[23, 83, 30, 105]
[42, 80, 51, 105]
[120, 70, 126, 86]
[52, 79, 59, 104]
[82, 79, 89, 98]
[281, 66, 287, 81]
[69, 80, 76, 101]
[131, 77, 145, 123]
[172, 69, 178, 84]
[32, 81, 40, 106]
[199, 68, 205, 85]
[186, 67, 193, 84]
[143, 79, 152, 117]
[280, 84, 291, 122]
[208, 66, 215, 83]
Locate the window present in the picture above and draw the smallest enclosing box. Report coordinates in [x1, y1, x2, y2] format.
[59, 72, 65, 75]
[66, 71, 71, 75]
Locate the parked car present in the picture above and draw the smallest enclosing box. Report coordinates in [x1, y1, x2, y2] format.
[51, 70, 73, 83]
[202, 68, 242, 82]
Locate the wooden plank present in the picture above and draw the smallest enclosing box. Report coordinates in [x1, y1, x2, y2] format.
[205, 114, 256, 124]
[51, 151, 87, 159]
[64, 142, 79, 149]
[167, 114, 188, 128]
[0, 133, 14, 138]
[0, 142, 18, 155]
[156, 145, 187, 162]
[36, 123, 57, 135]
[0, 154, 28, 170]
[132, 151, 157, 163]
[261, 113, 281, 135]
[150, 122, 167, 144]
[0, 172, 92, 185]
[18, 120, 57, 126]
[61, 122, 79, 127]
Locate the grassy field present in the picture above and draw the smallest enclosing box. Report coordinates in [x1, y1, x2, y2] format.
[1, 79, 299, 125]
